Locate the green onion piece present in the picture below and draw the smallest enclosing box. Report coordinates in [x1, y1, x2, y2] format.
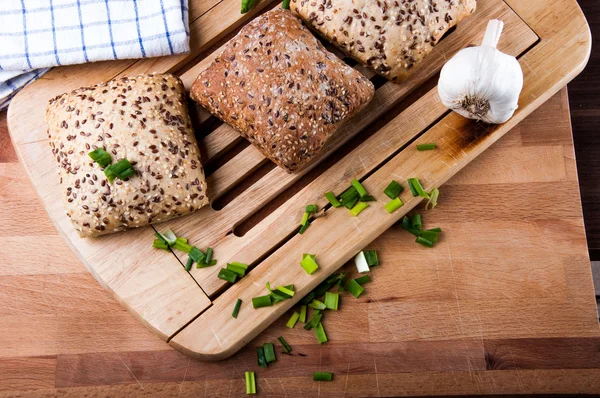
[245, 371, 256, 394]
[343, 195, 359, 210]
[310, 310, 323, 328]
[298, 220, 311, 235]
[163, 229, 177, 245]
[282, 0, 290, 9]
[313, 372, 333, 381]
[336, 277, 347, 292]
[196, 259, 217, 268]
[218, 268, 238, 283]
[154, 231, 169, 245]
[346, 279, 364, 298]
[416, 236, 434, 247]
[401, 216, 421, 236]
[299, 272, 346, 305]
[256, 347, 268, 368]
[324, 291, 339, 310]
[286, 311, 300, 328]
[340, 186, 359, 209]
[361, 195, 376, 202]
[324, 191, 342, 208]
[227, 263, 247, 277]
[407, 178, 430, 199]
[308, 299, 326, 310]
[278, 336, 292, 353]
[88, 148, 112, 167]
[185, 257, 193, 271]
[314, 322, 328, 344]
[349, 201, 369, 217]
[189, 247, 206, 264]
[411, 214, 422, 230]
[299, 305, 307, 323]
[300, 211, 310, 226]
[303, 318, 315, 330]
[263, 343, 276, 363]
[104, 159, 134, 182]
[230, 262, 248, 269]
[428, 227, 442, 233]
[351, 178, 368, 199]
[152, 239, 169, 251]
[354, 275, 371, 285]
[419, 230, 439, 244]
[205, 247, 213, 263]
[116, 168, 135, 180]
[305, 204, 318, 213]
[384, 197, 404, 213]
[277, 285, 295, 297]
[364, 250, 379, 267]
[416, 143, 437, 151]
[232, 298, 242, 318]
[252, 295, 272, 309]
[425, 188, 440, 210]
[172, 238, 193, 253]
[300, 253, 319, 275]
[383, 180, 403, 199]
[241, 0, 259, 13]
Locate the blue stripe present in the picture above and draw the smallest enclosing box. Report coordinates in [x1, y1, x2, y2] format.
[181, 0, 189, 37]
[0, 0, 188, 15]
[20, 0, 32, 69]
[104, 0, 117, 59]
[159, 0, 174, 55]
[0, 31, 187, 60]
[76, 0, 89, 62]
[49, 0, 61, 65]
[132, 0, 146, 57]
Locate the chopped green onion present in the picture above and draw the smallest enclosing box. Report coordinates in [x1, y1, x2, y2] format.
[196, 259, 217, 268]
[104, 159, 135, 182]
[401, 216, 421, 236]
[308, 299, 326, 310]
[354, 251, 370, 273]
[300, 212, 310, 226]
[282, 0, 290, 9]
[189, 247, 206, 264]
[364, 250, 379, 267]
[185, 257, 193, 271]
[227, 263, 247, 277]
[426, 188, 440, 210]
[313, 372, 333, 381]
[277, 285, 295, 297]
[267, 282, 292, 303]
[346, 279, 364, 298]
[305, 204, 318, 213]
[310, 311, 323, 327]
[286, 311, 300, 328]
[324, 292, 339, 310]
[163, 229, 177, 245]
[351, 178, 368, 199]
[383, 180, 403, 199]
[245, 371, 256, 394]
[339, 186, 359, 209]
[324, 191, 342, 208]
[263, 343, 276, 363]
[218, 268, 238, 283]
[361, 195, 377, 202]
[256, 347, 267, 368]
[411, 214, 422, 230]
[152, 239, 169, 251]
[241, 0, 258, 13]
[88, 148, 112, 168]
[407, 178, 430, 199]
[299, 272, 346, 305]
[205, 247, 213, 263]
[417, 143, 437, 151]
[349, 201, 369, 217]
[172, 238, 193, 253]
[416, 236, 434, 247]
[278, 336, 292, 353]
[303, 319, 314, 330]
[384, 197, 404, 213]
[154, 232, 169, 245]
[354, 275, 371, 285]
[117, 168, 135, 180]
[299, 305, 307, 323]
[428, 227, 442, 233]
[298, 221, 311, 234]
[343, 195, 359, 210]
[232, 298, 242, 318]
[252, 294, 272, 308]
[314, 322, 328, 344]
[300, 253, 319, 275]
[419, 230, 440, 244]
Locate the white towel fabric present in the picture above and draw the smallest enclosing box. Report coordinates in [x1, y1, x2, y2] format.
[0, 0, 190, 110]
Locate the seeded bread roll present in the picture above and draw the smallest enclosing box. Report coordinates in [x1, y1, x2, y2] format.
[290, 0, 476, 81]
[46, 73, 209, 237]
[190, 9, 375, 173]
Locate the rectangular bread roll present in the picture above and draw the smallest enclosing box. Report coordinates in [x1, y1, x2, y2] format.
[46, 73, 209, 237]
[290, 0, 477, 81]
[190, 9, 375, 173]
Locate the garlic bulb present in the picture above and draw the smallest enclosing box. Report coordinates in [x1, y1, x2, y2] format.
[438, 19, 523, 124]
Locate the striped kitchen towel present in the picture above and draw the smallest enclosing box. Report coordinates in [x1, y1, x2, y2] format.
[0, 0, 190, 110]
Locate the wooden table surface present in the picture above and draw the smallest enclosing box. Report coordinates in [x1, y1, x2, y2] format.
[1, 88, 600, 396]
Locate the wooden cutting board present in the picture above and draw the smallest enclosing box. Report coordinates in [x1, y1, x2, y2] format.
[5, 0, 593, 361]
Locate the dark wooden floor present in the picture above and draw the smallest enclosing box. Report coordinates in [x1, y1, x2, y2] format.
[570, 1, 600, 260]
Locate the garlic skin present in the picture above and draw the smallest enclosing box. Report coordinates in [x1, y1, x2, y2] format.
[438, 20, 523, 124]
